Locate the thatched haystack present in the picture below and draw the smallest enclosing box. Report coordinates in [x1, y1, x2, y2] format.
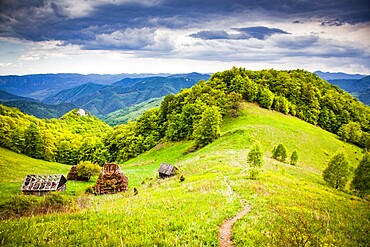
[94, 163, 128, 194]
[67, 165, 90, 181]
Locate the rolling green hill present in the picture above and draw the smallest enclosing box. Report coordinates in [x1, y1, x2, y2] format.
[103, 97, 163, 126]
[0, 102, 368, 246]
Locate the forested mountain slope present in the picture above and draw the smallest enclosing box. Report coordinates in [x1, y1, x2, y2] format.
[42, 73, 210, 117]
[0, 105, 111, 165]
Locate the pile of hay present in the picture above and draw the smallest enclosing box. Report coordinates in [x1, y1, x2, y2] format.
[94, 163, 128, 194]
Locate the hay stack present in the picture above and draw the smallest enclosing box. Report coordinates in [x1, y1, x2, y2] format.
[67, 165, 91, 181]
[94, 163, 128, 194]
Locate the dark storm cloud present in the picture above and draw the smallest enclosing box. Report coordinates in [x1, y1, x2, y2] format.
[0, 0, 369, 48]
[191, 27, 290, 40]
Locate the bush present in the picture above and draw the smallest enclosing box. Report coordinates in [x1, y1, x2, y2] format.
[273, 144, 288, 162]
[247, 141, 263, 168]
[76, 161, 102, 181]
[248, 168, 260, 180]
[323, 151, 350, 190]
[351, 153, 370, 196]
[290, 151, 298, 165]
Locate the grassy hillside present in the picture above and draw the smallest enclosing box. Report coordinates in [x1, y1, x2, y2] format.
[0, 148, 71, 200]
[1, 102, 368, 246]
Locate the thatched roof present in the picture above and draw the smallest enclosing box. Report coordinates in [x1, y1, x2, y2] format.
[158, 162, 177, 176]
[21, 174, 67, 194]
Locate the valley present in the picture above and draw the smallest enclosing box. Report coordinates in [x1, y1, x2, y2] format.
[0, 68, 369, 246]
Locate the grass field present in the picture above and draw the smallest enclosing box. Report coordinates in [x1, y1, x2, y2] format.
[0, 102, 369, 246]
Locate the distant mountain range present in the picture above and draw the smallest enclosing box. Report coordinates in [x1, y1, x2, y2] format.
[0, 73, 171, 100]
[0, 90, 75, 119]
[42, 73, 210, 117]
[315, 72, 370, 105]
[314, 71, 366, 80]
[1, 71, 368, 123]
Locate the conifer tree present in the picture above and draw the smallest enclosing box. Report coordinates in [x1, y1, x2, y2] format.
[273, 144, 288, 162]
[290, 151, 298, 165]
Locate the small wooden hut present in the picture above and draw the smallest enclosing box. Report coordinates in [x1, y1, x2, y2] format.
[94, 163, 128, 195]
[158, 162, 178, 179]
[21, 174, 67, 196]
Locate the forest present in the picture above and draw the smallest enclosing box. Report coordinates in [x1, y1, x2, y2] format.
[1, 68, 369, 166]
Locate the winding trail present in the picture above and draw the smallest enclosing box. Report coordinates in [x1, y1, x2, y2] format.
[218, 177, 251, 247]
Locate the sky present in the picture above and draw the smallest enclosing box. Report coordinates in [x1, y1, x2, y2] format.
[0, 0, 369, 75]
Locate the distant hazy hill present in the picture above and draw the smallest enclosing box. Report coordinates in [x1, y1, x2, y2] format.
[0, 90, 37, 102]
[43, 73, 210, 117]
[328, 76, 370, 105]
[0, 90, 75, 119]
[314, 71, 365, 80]
[0, 73, 170, 100]
[315, 72, 369, 105]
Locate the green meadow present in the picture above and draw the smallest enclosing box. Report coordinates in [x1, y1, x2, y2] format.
[0, 102, 369, 246]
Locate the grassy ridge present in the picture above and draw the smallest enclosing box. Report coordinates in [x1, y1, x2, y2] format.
[0, 102, 368, 246]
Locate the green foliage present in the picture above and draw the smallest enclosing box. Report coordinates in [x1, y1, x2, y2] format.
[247, 141, 263, 168]
[226, 92, 242, 117]
[273, 144, 288, 162]
[210, 68, 370, 149]
[248, 167, 260, 180]
[258, 87, 274, 109]
[351, 153, 370, 196]
[76, 161, 101, 181]
[338, 121, 363, 145]
[323, 151, 350, 190]
[290, 151, 298, 165]
[24, 123, 44, 159]
[193, 106, 222, 148]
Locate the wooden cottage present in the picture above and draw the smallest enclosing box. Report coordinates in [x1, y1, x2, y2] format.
[21, 174, 67, 196]
[158, 162, 178, 179]
[94, 163, 128, 195]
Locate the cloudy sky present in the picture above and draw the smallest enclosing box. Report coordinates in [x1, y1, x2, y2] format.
[0, 0, 369, 75]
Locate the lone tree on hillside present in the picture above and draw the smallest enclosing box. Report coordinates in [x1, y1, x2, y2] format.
[290, 151, 298, 165]
[247, 141, 264, 179]
[247, 141, 264, 168]
[322, 151, 350, 190]
[351, 153, 370, 196]
[273, 144, 288, 162]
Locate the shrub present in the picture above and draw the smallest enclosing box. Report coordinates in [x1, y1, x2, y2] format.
[247, 141, 264, 168]
[273, 144, 288, 162]
[76, 161, 101, 181]
[323, 151, 350, 190]
[290, 151, 298, 165]
[248, 168, 260, 180]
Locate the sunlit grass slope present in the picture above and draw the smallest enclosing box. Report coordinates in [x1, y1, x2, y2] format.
[0, 102, 369, 246]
